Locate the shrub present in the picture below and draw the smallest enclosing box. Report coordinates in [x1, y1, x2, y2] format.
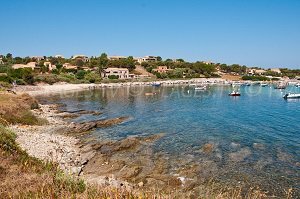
[242, 75, 270, 81]
[84, 72, 101, 83]
[108, 75, 119, 79]
[75, 70, 86, 80]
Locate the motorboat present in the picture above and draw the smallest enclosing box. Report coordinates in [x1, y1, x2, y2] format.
[283, 93, 300, 99]
[195, 85, 207, 90]
[261, 83, 268, 87]
[295, 83, 300, 88]
[229, 91, 241, 96]
[152, 82, 161, 87]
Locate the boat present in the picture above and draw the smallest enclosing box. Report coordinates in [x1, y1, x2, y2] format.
[261, 83, 268, 87]
[283, 93, 300, 99]
[195, 85, 207, 90]
[152, 82, 161, 87]
[228, 91, 241, 96]
[295, 83, 300, 88]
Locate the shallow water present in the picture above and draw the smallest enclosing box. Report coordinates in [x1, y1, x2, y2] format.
[39, 85, 300, 196]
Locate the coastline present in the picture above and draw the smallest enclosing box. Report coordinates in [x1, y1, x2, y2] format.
[14, 78, 226, 96]
[5, 80, 298, 198]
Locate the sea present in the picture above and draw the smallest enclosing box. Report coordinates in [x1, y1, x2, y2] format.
[38, 84, 300, 197]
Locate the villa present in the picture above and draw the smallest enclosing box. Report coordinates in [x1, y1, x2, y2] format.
[108, 56, 127, 61]
[12, 62, 36, 70]
[63, 63, 77, 70]
[102, 67, 130, 79]
[270, 68, 282, 74]
[137, 56, 159, 64]
[54, 55, 65, 59]
[71, 55, 90, 62]
[31, 56, 45, 62]
[44, 61, 56, 71]
[152, 66, 172, 73]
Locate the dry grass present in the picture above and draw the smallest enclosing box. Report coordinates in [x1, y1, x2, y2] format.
[221, 74, 242, 81]
[0, 93, 47, 125]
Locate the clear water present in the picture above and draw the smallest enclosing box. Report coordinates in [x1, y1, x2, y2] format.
[39, 85, 300, 195]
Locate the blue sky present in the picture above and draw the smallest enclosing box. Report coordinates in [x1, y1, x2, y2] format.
[0, 0, 299, 69]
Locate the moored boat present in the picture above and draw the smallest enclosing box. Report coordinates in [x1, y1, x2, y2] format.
[229, 91, 241, 96]
[152, 82, 161, 87]
[261, 83, 268, 87]
[195, 85, 207, 90]
[295, 83, 300, 88]
[283, 93, 300, 99]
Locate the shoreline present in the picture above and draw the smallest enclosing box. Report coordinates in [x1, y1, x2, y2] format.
[14, 78, 230, 96]
[10, 104, 133, 191]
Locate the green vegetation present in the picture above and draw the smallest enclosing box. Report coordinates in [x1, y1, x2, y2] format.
[242, 75, 270, 81]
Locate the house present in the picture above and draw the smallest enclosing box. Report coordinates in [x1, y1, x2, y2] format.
[12, 63, 35, 70]
[137, 56, 159, 64]
[152, 66, 172, 73]
[0, 58, 4, 65]
[270, 68, 282, 74]
[248, 68, 266, 75]
[71, 55, 90, 62]
[63, 63, 77, 70]
[31, 56, 45, 62]
[102, 68, 129, 79]
[108, 56, 127, 61]
[44, 61, 56, 71]
[54, 55, 65, 59]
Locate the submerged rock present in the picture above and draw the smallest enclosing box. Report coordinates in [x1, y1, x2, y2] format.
[68, 116, 129, 134]
[228, 147, 251, 162]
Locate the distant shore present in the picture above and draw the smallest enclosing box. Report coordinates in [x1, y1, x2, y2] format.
[12, 77, 284, 96]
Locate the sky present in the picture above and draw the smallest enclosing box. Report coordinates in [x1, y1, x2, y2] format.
[0, 0, 300, 69]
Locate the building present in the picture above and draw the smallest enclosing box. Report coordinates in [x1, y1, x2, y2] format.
[248, 68, 266, 75]
[54, 55, 65, 59]
[31, 56, 45, 62]
[63, 63, 77, 70]
[137, 56, 159, 64]
[0, 58, 4, 65]
[12, 63, 35, 70]
[270, 68, 282, 74]
[44, 61, 56, 71]
[102, 68, 129, 79]
[71, 55, 90, 62]
[108, 56, 127, 61]
[152, 66, 172, 73]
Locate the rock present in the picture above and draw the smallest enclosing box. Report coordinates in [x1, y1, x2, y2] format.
[228, 147, 251, 162]
[202, 143, 214, 153]
[138, 181, 144, 187]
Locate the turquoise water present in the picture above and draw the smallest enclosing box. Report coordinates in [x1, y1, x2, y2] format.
[40, 85, 300, 195]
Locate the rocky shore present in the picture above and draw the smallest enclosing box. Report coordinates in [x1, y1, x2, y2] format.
[9, 102, 189, 194]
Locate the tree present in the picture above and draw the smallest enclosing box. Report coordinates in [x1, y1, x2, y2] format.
[75, 59, 84, 67]
[157, 56, 162, 61]
[98, 53, 108, 76]
[6, 53, 12, 59]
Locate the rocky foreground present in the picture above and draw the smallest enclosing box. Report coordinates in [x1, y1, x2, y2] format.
[10, 103, 181, 193]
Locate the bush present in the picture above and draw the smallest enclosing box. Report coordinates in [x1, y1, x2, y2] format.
[108, 75, 119, 79]
[35, 74, 59, 85]
[75, 70, 86, 80]
[84, 72, 101, 83]
[242, 75, 270, 81]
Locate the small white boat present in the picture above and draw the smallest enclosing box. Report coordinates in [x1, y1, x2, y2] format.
[261, 83, 268, 87]
[283, 93, 300, 99]
[295, 83, 300, 87]
[152, 82, 161, 87]
[195, 85, 207, 90]
[229, 91, 241, 96]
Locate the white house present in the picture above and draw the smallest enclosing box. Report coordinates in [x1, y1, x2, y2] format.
[137, 56, 159, 64]
[44, 61, 56, 71]
[71, 55, 90, 62]
[54, 55, 65, 59]
[102, 68, 129, 79]
[63, 63, 77, 70]
[108, 56, 127, 61]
